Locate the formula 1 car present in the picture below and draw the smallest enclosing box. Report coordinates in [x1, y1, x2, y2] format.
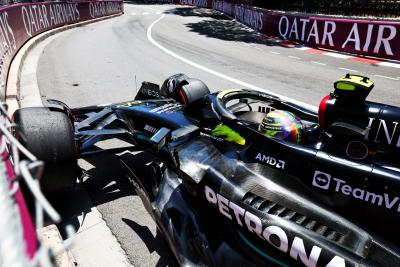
[14, 74, 400, 266]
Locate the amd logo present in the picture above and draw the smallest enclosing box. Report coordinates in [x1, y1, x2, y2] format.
[365, 118, 400, 148]
[255, 153, 286, 169]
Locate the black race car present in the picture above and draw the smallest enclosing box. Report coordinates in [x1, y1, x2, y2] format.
[14, 74, 400, 267]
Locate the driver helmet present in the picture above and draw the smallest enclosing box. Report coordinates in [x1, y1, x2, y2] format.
[259, 110, 304, 144]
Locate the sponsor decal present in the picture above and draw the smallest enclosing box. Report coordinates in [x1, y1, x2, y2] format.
[147, 89, 160, 98]
[200, 131, 224, 142]
[312, 171, 331, 189]
[144, 124, 158, 134]
[279, 17, 336, 47]
[140, 87, 160, 98]
[180, 0, 208, 8]
[212, 0, 232, 14]
[255, 153, 285, 169]
[0, 12, 16, 58]
[278, 16, 397, 56]
[89, 2, 122, 18]
[204, 185, 346, 267]
[364, 117, 400, 148]
[149, 103, 182, 114]
[312, 170, 400, 213]
[234, 5, 263, 31]
[21, 4, 80, 37]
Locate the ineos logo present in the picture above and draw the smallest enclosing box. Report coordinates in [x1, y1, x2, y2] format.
[312, 171, 331, 190]
[146, 89, 160, 98]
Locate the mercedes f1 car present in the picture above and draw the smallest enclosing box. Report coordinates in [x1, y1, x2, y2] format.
[14, 74, 400, 266]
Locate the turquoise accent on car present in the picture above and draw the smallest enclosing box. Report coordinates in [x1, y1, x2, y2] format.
[237, 230, 290, 267]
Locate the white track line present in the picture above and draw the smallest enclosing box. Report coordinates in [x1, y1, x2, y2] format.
[288, 56, 301, 60]
[324, 52, 351, 59]
[378, 62, 400, 68]
[130, 12, 136, 15]
[374, 74, 399, 81]
[338, 67, 358, 73]
[295, 47, 310, 51]
[142, 12, 150, 15]
[269, 51, 280, 55]
[311, 61, 326, 66]
[147, 15, 317, 111]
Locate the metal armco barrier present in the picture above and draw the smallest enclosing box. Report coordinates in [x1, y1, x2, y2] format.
[0, 0, 123, 100]
[159, 0, 400, 61]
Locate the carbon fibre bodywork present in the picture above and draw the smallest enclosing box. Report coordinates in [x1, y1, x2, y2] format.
[63, 84, 400, 267]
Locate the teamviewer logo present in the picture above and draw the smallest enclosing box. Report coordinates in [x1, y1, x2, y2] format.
[312, 171, 331, 190]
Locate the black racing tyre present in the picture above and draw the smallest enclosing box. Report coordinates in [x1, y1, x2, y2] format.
[13, 107, 78, 200]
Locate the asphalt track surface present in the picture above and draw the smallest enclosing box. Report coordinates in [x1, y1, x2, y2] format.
[36, 2, 400, 266]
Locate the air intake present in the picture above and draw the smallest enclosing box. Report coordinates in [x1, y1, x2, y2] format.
[242, 192, 345, 244]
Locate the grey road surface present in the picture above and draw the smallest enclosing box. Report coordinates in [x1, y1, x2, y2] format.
[36, 2, 400, 266]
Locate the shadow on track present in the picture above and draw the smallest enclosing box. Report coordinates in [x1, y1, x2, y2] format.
[122, 218, 179, 267]
[164, 6, 298, 48]
[125, 1, 298, 47]
[166, 6, 229, 19]
[82, 151, 139, 206]
[57, 146, 178, 266]
[56, 149, 137, 236]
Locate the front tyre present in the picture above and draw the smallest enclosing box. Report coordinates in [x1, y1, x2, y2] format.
[13, 107, 78, 200]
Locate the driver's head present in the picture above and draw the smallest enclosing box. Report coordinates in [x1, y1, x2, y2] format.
[259, 110, 304, 144]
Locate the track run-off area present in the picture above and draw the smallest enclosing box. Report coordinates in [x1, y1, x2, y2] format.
[31, 2, 400, 266]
